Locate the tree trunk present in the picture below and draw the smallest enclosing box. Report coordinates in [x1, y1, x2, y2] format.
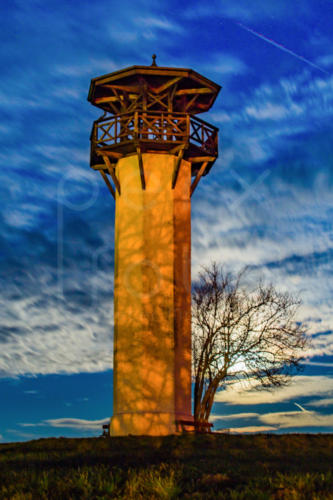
[194, 376, 221, 431]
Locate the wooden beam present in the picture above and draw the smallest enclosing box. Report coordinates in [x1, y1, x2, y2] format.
[108, 101, 120, 115]
[91, 163, 107, 170]
[190, 161, 208, 197]
[172, 147, 185, 189]
[152, 76, 182, 94]
[102, 156, 121, 195]
[146, 89, 169, 110]
[98, 88, 139, 100]
[189, 156, 215, 162]
[170, 81, 178, 102]
[136, 146, 146, 190]
[96, 150, 123, 159]
[176, 88, 213, 95]
[111, 87, 128, 113]
[185, 93, 199, 112]
[127, 91, 143, 113]
[95, 96, 119, 103]
[100, 170, 115, 199]
[102, 84, 141, 93]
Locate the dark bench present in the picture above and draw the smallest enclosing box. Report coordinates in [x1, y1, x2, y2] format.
[176, 419, 213, 433]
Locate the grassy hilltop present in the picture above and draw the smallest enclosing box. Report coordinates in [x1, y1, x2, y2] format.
[1, 434, 333, 499]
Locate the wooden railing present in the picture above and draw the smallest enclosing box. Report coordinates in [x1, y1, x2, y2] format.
[90, 111, 218, 157]
[188, 115, 218, 155]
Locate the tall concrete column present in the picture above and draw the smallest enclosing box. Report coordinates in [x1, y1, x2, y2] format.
[111, 153, 191, 435]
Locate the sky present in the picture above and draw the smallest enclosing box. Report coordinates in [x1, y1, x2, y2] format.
[0, 0, 333, 442]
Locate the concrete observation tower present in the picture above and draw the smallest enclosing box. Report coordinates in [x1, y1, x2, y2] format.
[88, 56, 220, 436]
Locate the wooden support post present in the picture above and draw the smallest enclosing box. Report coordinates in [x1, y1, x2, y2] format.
[190, 161, 208, 197]
[172, 147, 185, 189]
[102, 155, 121, 195]
[100, 170, 115, 199]
[136, 146, 146, 190]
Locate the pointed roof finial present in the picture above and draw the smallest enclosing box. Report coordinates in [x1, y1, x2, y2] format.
[151, 54, 157, 67]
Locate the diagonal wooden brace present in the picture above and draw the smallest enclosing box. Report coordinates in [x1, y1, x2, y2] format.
[172, 146, 185, 189]
[99, 170, 115, 199]
[136, 146, 146, 190]
[102, 155, 121, 195]
[190, 161, 209, 197]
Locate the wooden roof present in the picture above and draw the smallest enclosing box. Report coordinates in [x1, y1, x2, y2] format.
[88, 64, 221, 115]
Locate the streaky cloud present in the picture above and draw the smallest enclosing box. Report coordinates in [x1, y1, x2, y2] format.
[21, 417, 110, 430]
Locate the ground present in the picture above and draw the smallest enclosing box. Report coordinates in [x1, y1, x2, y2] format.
[1, 433, 333, 499]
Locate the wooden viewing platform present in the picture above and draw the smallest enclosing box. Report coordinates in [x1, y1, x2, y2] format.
[90, 110, 218, 177]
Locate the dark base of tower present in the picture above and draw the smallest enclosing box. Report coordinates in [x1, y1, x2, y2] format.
[108, 412, 195, 436]
[103, 414, 213, 436]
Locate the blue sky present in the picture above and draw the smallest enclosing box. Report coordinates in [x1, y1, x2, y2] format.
[1, 0, 333, 442]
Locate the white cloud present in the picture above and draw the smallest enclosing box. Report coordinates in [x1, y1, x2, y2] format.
[210, 111, 232, 123]
[0, 281, 114, 376]
[307, 332, 333, 358]
[192, 188, 333, 272]
[317, 54, 333, 68]
[308, 398, 333, 408]
[245, 103, 285, 121]
[260, 410, 333, 429]
[109, 14, 184, 43]
[0, 90, 52, 110]
[216, 409, 333, 431]
[46, 417, 109, 430]
[305, 361, 333, 368]
[210, 412, 259, 422]
[228, 426, 277, 433]
[21, 417, 109, 430]
[214, 376, 333, 405]
[135, 16, 182, 33]
[210, 72, 333, 168]
[4, 204, 49, 229]
[244, 102, 302, 121]
[212, 406, 333, 431]
[205, 54, 248, 76]
[0, 323, 113, 376]
[54, 59, 119, 78]
[4, 211, 38, 229]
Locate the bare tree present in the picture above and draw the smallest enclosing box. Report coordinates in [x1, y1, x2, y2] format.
[192, 263, 309, 431]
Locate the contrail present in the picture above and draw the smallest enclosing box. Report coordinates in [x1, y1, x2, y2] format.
[294, 402, 321, 421]
[237, 22, 328, 75]
[294, 402, 310, 413]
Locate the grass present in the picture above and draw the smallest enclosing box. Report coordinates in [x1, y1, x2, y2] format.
[0, 434, 333, 498]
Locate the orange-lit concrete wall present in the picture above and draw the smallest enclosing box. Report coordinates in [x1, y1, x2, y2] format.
[110, 153, 192, 436]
